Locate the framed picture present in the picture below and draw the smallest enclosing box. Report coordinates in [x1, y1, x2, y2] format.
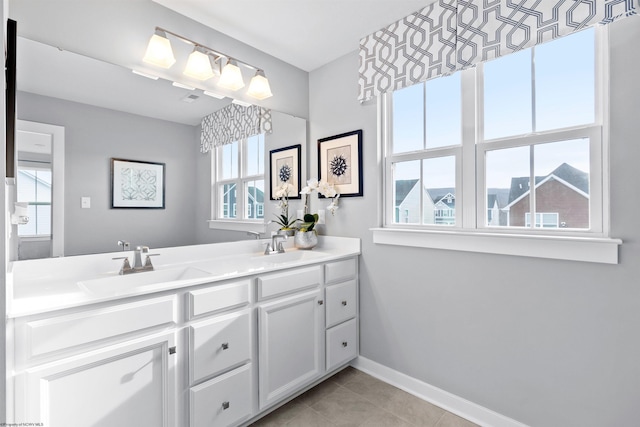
[318, 129, 363, 197]
[269, 144, 302, 200]
[111, 158, 165, 209]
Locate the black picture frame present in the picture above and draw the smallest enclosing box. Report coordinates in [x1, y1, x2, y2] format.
[318, 129, 363, 197]
[110, 158, 166, 209]
[269, 144, 302, 200]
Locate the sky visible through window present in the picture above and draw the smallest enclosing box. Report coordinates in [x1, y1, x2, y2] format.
[392, 27, 595, 189]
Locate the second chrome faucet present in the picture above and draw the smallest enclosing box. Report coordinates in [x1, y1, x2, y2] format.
[113, 245, 160, 275]
[264, 234, 287, 255]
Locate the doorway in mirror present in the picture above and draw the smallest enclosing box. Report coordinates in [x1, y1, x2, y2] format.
[15, 120, 65, 260]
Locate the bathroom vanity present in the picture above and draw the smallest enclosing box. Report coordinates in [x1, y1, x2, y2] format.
[6, 236, 360, 427]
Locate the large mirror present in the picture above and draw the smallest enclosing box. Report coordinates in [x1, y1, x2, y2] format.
[15, 37, 307, 259]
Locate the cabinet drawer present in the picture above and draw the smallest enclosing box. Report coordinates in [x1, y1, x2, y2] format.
[18, 295, 176, 360]
[325, 258, 357, 284]
[326, 318, 357, 372]
[189, 310, 251, 384]
[190, 363, 252, 427]
[257, 265, 321, 301]
[186, 280, 250, 319]
[325, 279, 357, 328]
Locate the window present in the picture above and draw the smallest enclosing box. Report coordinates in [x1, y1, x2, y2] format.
[214, 134, 265, 223]
[378, 27, 620, 263]
[17, 166, 52, 236]
[385, 27, 604, 236]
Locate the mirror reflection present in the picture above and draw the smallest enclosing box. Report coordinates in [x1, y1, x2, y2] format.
[15, 37, 305, 259]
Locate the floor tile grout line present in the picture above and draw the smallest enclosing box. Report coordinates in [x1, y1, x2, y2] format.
[336, 378, 422, 427]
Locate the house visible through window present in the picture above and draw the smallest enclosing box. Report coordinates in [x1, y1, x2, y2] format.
[215, 134, 265, 222]
[386, 27, 604, 236]
[17, 167, 52, 236]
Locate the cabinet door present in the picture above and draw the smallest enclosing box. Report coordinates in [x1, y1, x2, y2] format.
[19, 331, 177, 427]
[258, 289, 323, 409]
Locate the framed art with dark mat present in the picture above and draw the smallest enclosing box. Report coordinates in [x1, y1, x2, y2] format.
[318, 130, 363, 197]
[269, 144, 301, 200]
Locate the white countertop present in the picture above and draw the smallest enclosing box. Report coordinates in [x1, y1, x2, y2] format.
[7, 236, 361, 318]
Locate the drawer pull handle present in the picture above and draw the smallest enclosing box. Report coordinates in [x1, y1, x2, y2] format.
[222, 401, 230, 410]
[342, 341, 348, 348]
[342, 300, 348, 306]
[318, 300, 324, 305]
[221, 343, 229, 350]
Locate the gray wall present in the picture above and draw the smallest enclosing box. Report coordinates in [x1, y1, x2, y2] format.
[309, 18, 640, 427]
[18, 91, 199, 255]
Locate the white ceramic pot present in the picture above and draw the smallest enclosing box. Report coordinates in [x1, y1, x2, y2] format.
[294, 230, 318, 249]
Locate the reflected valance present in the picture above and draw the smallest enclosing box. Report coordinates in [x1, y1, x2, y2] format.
[358, 0, 639, 102]
[200, 104, 272, 153]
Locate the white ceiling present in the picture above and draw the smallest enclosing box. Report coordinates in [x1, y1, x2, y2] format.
[152, 0, 430, 71]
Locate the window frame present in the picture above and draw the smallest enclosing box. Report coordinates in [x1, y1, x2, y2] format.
[16, 165, 53, 238]
[375, 26, 621, 263]
[208, 135, 267, 233]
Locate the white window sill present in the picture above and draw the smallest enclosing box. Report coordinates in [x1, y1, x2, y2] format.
[371, 228, 622, 264]
[208, 220, 266, 234]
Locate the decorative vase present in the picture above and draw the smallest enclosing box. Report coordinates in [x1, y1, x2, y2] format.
[277, 228, 296, 237]
[294, 230, 318, 249]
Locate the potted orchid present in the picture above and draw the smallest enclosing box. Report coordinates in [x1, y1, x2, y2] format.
[296, 179, 340, 249]
[272, 182, 298, 236]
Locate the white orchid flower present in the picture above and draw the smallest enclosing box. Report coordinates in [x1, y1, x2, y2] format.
[300, 186, 312, 195]
[306, 178, 319, 189]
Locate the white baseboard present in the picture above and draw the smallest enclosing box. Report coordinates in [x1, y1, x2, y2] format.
[351, 357, 529, 427]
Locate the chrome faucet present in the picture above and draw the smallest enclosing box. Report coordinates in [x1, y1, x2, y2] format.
[133, 246, 148, 269]
[264, 234, 287, 255]
[112, 245, 159, 275]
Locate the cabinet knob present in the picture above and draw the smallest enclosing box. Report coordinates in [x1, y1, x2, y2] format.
[169, 346, 177, 355]
[342, 341, 348, 348]
[318, 300, 324, 305]
[221, 342, 229, 350]
[222, 401, 230, 410]
[342, 300, 348, 306]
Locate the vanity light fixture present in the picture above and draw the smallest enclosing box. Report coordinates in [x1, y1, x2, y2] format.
[131, 70, 159, 80]
[172, 81, 196, 90]
[231, 99, 252, 107]
[247, 69, 273, 100]
[143, 26, 273, 100]
[203, 90, 226, 99]
[218, 59, 245, 91]
[142, 29, 176, 68]
[183, 46, 217, 81]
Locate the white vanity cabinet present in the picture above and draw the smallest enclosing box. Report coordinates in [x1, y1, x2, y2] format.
[185, 279, 253, 427]
[8, 246, 360, 427]
[257, 266, 324, 410]
[11, 296, 178, 427]
[324, 258, 359, 371]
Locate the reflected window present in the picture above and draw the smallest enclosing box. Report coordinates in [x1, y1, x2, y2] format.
[17, 166, 52, 236]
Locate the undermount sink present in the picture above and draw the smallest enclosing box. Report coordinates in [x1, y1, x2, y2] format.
[78, 266, 211, 295]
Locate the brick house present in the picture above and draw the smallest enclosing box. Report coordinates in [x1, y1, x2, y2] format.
[504, 163, 589, 228]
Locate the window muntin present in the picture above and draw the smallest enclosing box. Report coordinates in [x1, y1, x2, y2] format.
[385, 27, 604, 237]
[215, 134, 265, 222]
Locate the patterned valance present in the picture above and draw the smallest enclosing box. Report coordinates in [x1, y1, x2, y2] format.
[358, 0, 639, 101]
[200, 104, 272, 153]
[359, 0, 457, 102]
[457, 0, 638, 69]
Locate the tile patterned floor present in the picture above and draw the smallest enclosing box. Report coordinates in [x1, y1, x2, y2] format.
[250, 367, 479, 427]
